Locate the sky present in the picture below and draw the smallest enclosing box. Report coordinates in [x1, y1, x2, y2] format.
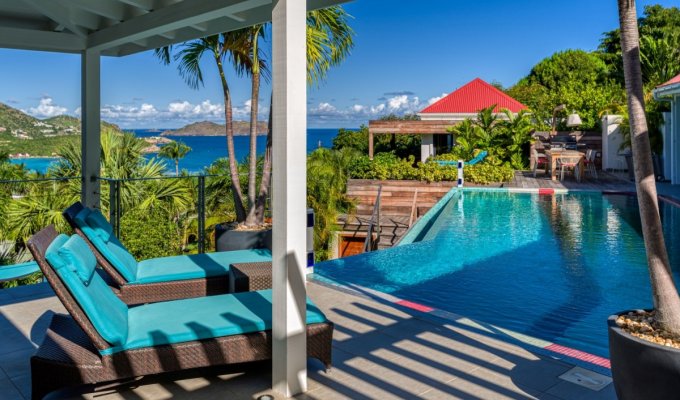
[0, 0, 677, 129]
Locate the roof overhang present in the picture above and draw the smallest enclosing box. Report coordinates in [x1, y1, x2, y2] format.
[368, 120, 459, 135]
[654, 82, 680, 101]
[0, 0, 348, 56]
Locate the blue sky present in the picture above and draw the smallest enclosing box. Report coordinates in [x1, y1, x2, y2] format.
[0, 0, 677, 129]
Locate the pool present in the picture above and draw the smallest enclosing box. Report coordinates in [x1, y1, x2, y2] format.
[314, 190, 680, 358]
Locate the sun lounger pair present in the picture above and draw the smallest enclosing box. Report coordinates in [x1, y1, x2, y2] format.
[63, 202, 272, 304]
[27, 226, 333, 400]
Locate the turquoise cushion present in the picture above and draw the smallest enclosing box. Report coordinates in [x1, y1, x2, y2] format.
[74, 208, 138, 282]
[0, 262, 41, 282]
[85, 210, 113, 242]
[58, 235, 97, 285]
[133, 249, 272, 284]
[46, 235, 128, 349]
[102, 289, 327, 355]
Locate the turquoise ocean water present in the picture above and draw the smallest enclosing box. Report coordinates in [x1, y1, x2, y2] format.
[10, 128, 342, 174]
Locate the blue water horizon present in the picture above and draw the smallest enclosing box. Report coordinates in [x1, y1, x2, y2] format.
[10, 128, 349, 174]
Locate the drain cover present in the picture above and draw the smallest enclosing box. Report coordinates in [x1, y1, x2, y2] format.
[559, 367, 612, 391]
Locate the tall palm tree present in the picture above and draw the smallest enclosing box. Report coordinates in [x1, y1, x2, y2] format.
[159, 141, 191, 175]
[618, 0, 680, 334]
[155, 32, 253, 222]
[253, 6, 355, 225]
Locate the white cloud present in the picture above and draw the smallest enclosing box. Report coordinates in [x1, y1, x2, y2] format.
[27, 97, 68, 118]
[101, 103, 159, 120]
[308, 93, 425, 124]
[427, 93, 448, 105]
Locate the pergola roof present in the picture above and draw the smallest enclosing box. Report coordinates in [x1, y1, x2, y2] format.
[0, 0, 345, 56]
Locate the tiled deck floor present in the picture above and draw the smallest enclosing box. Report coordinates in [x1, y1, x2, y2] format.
[0, 281, 616, 400]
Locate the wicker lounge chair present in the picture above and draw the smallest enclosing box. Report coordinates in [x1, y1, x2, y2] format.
[27, 226, 333, 400]
[63, 202, 272, 304]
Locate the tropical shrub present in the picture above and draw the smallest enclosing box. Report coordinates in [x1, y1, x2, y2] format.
[347, 153, 514, 184]
[445, 106, 535, 169]
[307, 148, 357, 261]
[120, 207, 183, 260]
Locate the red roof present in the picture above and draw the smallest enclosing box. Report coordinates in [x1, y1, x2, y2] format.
[420, 78, 527, 114]
[658, 74, 680, 88]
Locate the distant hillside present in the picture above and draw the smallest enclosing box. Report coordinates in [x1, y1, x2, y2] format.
[162, 120, 268, 136]
[0, 102, 122, 156]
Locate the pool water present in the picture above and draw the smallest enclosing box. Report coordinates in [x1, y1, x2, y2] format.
[314, 191, 680, 357]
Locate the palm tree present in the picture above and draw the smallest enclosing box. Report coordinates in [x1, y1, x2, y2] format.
[159, 141, 191, 176]
[618, 0, 680, 334]
[155, 32, 253, 222]
[253, 6, 355, 225]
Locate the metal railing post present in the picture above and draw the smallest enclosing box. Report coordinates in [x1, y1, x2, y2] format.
[197, 175, 206, 254]
[115, 180, 121, 238]
[108, 179, 118, 236]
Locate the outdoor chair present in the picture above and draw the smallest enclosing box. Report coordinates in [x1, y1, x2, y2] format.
[557, 154, 582, 182]
[26, 226, 333, 400]
[63, 202, 272, 305]
[532, 148, 547, 177]
[584, 149, 598, 179]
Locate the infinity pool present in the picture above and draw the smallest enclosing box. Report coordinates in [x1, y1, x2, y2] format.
[314, 191, 680, 357]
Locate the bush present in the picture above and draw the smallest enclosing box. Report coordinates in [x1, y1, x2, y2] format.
[348, 153, 514, 184]
[120, 207, 183, 260]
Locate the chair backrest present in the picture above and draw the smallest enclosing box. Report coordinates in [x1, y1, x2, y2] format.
[468, 150, 488, 166]
[589, 150, 597, 162]
[68, 204, 139, 283]
[27, 226, 113, 352]
[64, 202, 128, 286]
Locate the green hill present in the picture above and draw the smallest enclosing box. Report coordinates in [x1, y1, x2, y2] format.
[0, 102, 122, 156]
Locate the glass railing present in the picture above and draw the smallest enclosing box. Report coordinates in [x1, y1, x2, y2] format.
[0, 174, 270, 286]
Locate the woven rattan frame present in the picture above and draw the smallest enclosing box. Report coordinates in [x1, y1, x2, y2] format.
[63, 203, 230, 305]
[27, 226, 333, 399]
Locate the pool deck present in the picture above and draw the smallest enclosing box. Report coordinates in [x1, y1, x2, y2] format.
[509, 171, 680, 200]
[0, 281, 616, 400]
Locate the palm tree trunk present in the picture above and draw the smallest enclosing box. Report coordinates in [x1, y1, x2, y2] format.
[175, 160, 179, 176]
[216, 57, 247, 222]
[255, 95, 273, 224]
[245, 66, 261, 226]
[618, 0, 680, 333]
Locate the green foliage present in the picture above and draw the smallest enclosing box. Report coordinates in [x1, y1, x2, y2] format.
[159, 141, 191, 175]
[119, 207, 183, 260]
[507, 50, 622, 130]
[332, 123, 421, 159]
[348, 152, 514, 184]
[463, 163, 515, 184]
[446, 106, 535, 169]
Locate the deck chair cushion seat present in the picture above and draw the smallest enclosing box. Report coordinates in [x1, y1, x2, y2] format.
[114, 289, 326, 354]
[46, 233, 327, 356]
[46, 235, 129, 347]
[74, 207, 273, 284]
[134, 249, 272, 284]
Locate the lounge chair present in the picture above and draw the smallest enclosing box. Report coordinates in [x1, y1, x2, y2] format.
[27, 226, 333, 400]
[63, 202, 272, 304]
[433, 150, 488, 167]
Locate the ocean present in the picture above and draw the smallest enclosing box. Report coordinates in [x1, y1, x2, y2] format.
[10, 128, 343, 174]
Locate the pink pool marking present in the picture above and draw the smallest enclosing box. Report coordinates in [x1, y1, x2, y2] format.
[388, 297, 611, 370]
[545, 344, 611, 369]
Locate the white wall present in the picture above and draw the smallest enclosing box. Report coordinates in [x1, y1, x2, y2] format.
[601, 115, 626, 171]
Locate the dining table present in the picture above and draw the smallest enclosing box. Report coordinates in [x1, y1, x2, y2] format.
[544, 149, 586, 182]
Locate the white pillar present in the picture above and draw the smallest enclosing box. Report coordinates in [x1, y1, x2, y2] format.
[81, 49, 101, 209]
[271, 0, 308, 396]
[421, 134, 434, 162]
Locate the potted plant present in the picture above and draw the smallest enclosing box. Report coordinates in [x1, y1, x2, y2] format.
[608, 2, 680, 399]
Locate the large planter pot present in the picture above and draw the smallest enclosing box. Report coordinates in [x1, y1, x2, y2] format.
[608, 311, 680, 400]
[214, 224, 272, 252]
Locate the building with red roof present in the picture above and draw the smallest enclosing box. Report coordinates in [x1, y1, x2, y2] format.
[653, 73, 680, 184]
[368, 78, 528, 162]
[418, 78, 527, 120]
